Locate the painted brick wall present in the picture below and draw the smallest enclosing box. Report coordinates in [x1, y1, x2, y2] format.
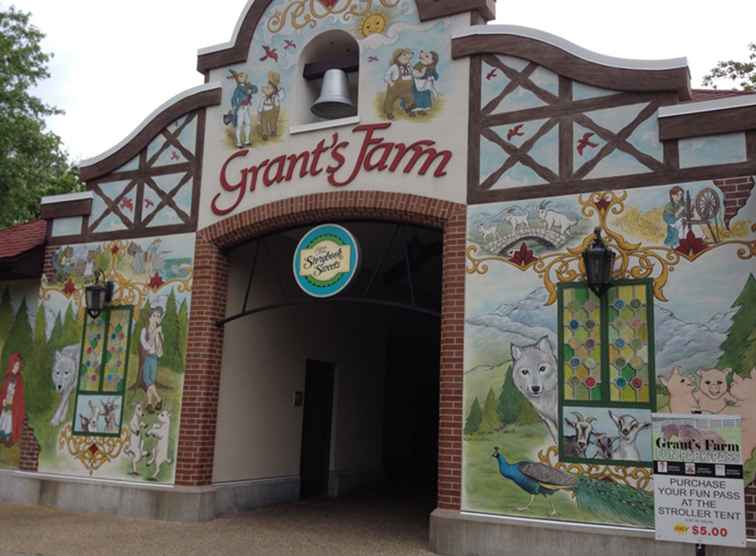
[714, 175, 755, 228]
[174, 191, 466, 511]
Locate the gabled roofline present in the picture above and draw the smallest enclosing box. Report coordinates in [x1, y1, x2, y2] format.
[196, 0, 495, 74]
[79, 83, 222, 182]
[452, 25, 692, 100]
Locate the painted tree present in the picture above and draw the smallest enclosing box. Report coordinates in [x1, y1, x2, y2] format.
[160, 289, 181, 372]
[1, 299, 33, 374]
[718, 273, 756, 375]
[479, 387, 500, 433]
[464, 397, 482, 435]
[27, 303, 54, 420]
[176, 299, 189, 372]
[0, 288, 13, 340]
[497, 366, 541, 427]
[60, 302, 81, 347]
[48, 311, 63, 350]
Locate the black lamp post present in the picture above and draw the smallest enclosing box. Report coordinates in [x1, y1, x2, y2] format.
[84, 271, 114, 320]
[582, 227, 616, 298]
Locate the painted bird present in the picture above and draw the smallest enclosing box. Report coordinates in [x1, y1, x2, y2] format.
[260, 45, 279, 62]
[119, 198, 134, 212]
[284, 40, 296, 50]
[577, 132, 599, 156]
[486, 68, 498, 80]
[492, 447, 654, 527]
[368, 56, 379, 63]
[507, 124, 525, 141]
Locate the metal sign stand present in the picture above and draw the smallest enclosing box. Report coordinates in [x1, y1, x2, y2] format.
[695, 544, 705, 556]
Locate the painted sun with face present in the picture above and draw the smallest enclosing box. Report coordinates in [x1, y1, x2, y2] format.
[359, 12, 388, 37]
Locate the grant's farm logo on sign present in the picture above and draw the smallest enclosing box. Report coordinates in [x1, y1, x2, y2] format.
[294, 224, 359, 298]
[211, 122, 453, 216]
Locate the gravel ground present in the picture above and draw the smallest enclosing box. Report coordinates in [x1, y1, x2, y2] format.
[0, 494, 437, 556]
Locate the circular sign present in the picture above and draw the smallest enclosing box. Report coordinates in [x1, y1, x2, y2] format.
[293, 224, 359, 298]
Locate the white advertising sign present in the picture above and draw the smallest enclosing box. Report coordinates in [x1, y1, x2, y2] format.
[652, 414, 746, 548]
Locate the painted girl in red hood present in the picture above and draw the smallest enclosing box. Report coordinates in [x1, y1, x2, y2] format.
[0, 353, 25, 447]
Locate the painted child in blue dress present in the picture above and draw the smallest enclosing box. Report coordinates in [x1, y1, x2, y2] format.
[140, 307, 164, 413]
[411, 50, 440, 116]
[663, 186, 686, 247]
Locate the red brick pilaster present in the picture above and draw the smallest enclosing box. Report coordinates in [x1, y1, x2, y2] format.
[174, 236, 229, 486]
[438, 207, 466, 510]
[747, 484, 756, 538]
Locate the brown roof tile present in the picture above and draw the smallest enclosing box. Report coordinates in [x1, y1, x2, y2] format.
[690, 88, 752, 101]
[0, 220, 47, 260]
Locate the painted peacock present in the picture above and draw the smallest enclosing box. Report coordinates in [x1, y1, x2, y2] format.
[492, 447, 654, 527]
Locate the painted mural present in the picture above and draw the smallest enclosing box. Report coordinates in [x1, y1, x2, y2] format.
[0, 281, 38, 470]
[463, 178, 756, 528]
[220, 0, 454, 148]
[27, 234, 195, 483]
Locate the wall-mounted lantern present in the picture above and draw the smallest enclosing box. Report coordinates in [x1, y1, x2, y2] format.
[582, 227, 616, 298]
[85, 270, 114, 320]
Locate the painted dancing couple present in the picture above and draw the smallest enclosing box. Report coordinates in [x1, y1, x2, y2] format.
[383, 48, 440, 120]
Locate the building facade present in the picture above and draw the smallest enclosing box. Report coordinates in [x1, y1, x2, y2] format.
[0, 1, 755, 554]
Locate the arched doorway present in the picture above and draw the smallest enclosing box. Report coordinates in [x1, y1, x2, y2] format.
[174, 192, 466, 517]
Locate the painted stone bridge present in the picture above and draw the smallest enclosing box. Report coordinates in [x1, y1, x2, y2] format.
[483, 224, 571, 254]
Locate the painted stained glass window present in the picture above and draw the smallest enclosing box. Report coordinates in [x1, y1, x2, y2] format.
[558, 280, 655, 466]
[562, 287, 603, 401]
[608, 284, 650, 403]
[73, 306, 133, 436]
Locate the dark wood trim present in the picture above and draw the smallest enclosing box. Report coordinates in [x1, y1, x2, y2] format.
[482, 92, 664, 127]
[467, 56, 483, 202]
[197, 0, 492, 74]
[85, 223, 197, 244]
[659, 105, 756, 141]
[303, 56, 359, 81]
[0, 246, 44, 280]
[40, 198, 92, 220]
[747, 130, 756, 160]
[416, 0, 495, 22]
[452, 35, 691, 101]
[663, 140, 680, 171]
[469, 159, 756, 205]
[190, 109, 207, 231]
[558, 77, 573, 180]
[99, 162, 193, 183]
[80, 88, 221, 182]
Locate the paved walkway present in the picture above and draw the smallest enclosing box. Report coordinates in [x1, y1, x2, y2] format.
[0, 495, 437, 556]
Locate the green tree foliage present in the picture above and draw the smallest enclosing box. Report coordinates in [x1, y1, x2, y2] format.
[0, 7, 82, 227]
[27, 303, 54, 421]
[0, 298, 33, 374]
[464, 397, 482, 435]
[0, 287, 13, 340]
[48, 311, 63, 350]
[160, 289, 182, 372]
[718, 274, 756, 375]
[479, 387, 501, 433]
[703, 43, 756, 92]
[60, 302, 81, 347]
[497, 366, 541, 427]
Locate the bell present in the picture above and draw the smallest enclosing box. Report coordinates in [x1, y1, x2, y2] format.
[311, 69, 356, 119]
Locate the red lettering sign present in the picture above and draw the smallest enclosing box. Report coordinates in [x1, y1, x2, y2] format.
[211, 122, 453, 216]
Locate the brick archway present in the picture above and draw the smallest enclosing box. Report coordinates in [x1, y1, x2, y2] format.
[175, 191, 466, 511]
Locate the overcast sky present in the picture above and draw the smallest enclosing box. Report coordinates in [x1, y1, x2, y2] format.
[5, 0, 755, 163]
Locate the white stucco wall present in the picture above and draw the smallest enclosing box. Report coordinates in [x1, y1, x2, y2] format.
[213, 239, 390, 484]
